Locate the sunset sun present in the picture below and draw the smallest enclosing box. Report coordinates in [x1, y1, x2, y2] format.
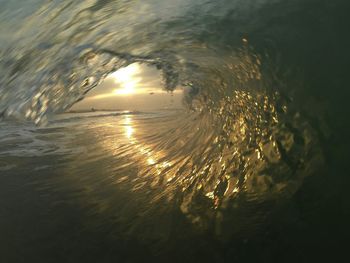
[111, 64, 140, 96]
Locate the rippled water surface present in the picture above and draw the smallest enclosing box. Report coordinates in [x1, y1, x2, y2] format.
[1, 0, 350, 262]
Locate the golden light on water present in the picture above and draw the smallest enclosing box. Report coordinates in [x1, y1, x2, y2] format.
[123, 116, 135, 140]
[147, 157, 156, 165]
[121, 115, 171, 170]
[125, 126, 134, 138]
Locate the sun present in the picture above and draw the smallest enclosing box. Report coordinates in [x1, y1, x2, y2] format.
[111, 64, 140, 96]
[113, 82, 135, 95]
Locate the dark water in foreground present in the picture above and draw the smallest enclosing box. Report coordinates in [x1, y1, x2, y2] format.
[0, 111, 349, 262]
[1, 0, 350, 262]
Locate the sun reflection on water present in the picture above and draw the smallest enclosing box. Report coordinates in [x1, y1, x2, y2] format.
[121, 115, 169, 170]
[125, 126, 134, 140]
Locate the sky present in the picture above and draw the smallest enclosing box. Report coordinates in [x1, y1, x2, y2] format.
[70, 63, 184, 112]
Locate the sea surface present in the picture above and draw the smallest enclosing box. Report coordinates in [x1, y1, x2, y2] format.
[0, 0, 350, 262]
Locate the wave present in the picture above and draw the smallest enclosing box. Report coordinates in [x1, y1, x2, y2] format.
[1, 0, 347, 240]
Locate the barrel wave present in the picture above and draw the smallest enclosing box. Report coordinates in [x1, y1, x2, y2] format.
[0, 0, 349, 262]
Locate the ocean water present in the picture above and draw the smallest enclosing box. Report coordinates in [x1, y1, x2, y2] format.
[1, 0, 350, 262]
